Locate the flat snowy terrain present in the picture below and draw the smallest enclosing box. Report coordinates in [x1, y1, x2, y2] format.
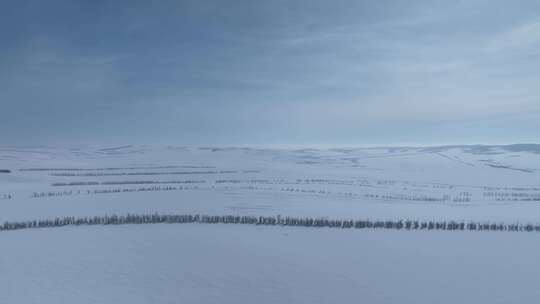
[1, 145, 540, 303]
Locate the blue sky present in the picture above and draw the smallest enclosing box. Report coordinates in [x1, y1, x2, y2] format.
[1, 0, 539, 146]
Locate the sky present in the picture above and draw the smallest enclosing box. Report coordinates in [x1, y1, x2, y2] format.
[1, 0, 539, 146]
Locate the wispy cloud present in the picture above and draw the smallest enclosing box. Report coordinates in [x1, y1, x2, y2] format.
[488, 20, 540, 52]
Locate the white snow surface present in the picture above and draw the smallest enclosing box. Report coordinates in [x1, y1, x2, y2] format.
[1, 145, 540, 303]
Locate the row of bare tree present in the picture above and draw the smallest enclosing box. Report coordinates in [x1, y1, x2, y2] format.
[2, 213, 539, 233]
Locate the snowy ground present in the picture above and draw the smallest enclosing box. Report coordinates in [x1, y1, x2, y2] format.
[1, 145, 540, 303]
[2, 224, 539, 304]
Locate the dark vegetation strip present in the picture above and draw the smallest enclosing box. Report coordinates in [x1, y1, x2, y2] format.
[20, 165, 214, 172]
[486, 164, 534, 173]
[1, 214, 540, 233]
[51, 180, 206, 186]
[31, 185, 198, 198]
[0, 169, 10, 173]
[49, 170, 259, 177]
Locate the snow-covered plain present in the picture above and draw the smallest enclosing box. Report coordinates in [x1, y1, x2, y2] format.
[1, 145, 540, 303]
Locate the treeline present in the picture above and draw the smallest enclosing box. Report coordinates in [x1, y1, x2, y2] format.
[0, 169, 10, 173]
[483, 191, 540, 201]
[214, 179, 356, 185]
[49, 170, 257, 177]
[239, 185, 465, 203]
[31, 185, 200, 198]
[1, 213, 539, 233]
[52, 180, 206, 187]
[484, 186, 540, 192]
[213, 180, 474, 203]
[20, 165, 214, 172]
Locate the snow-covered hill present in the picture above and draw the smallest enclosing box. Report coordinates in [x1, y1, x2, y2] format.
[1, 145, 540, 222]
